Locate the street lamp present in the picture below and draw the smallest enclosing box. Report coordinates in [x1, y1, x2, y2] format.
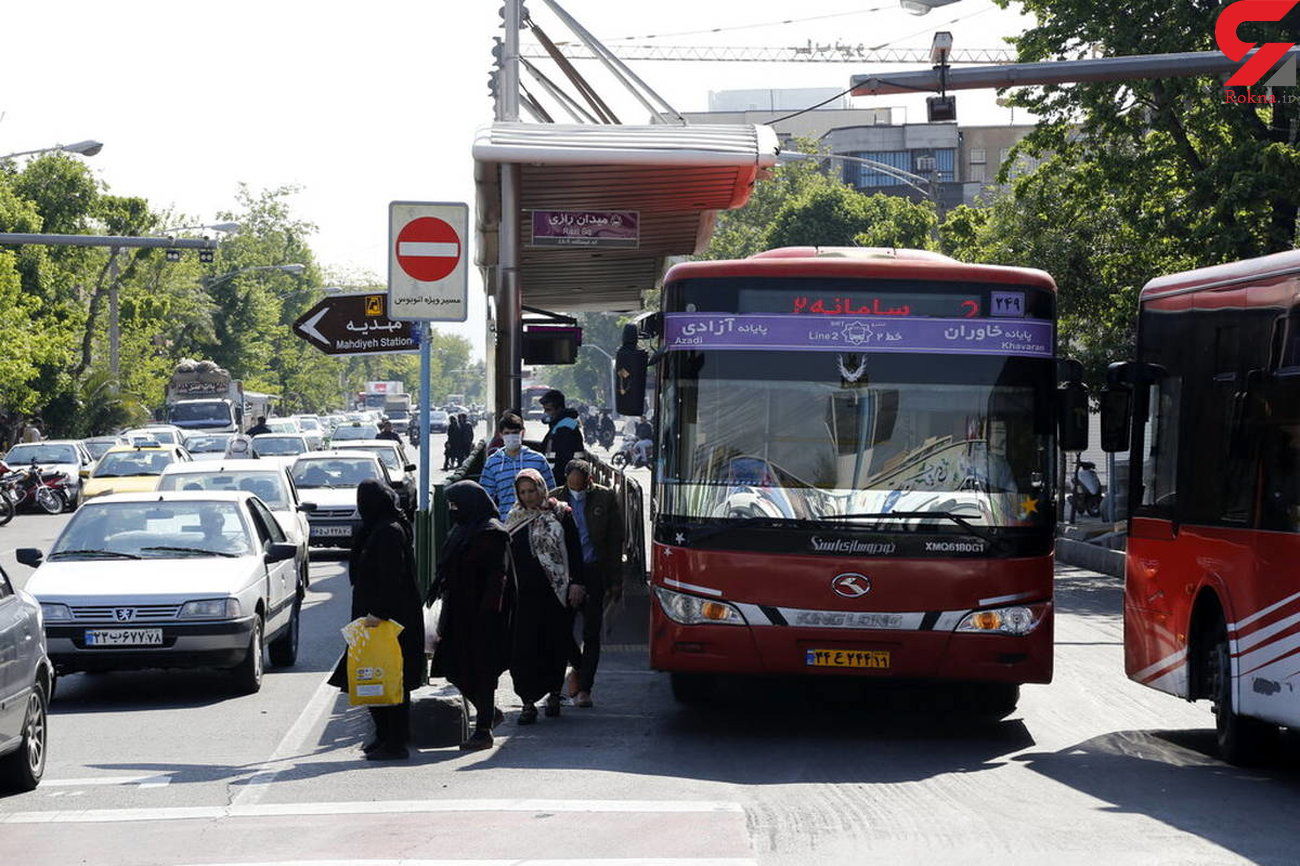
[203, 263, 306, 289]
[0, 139, 103, 159]
[899, 0, 960, 14]
[160, 221, 240, 235]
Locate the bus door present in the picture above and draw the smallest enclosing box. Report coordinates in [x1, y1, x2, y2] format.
[1123, 302, 1195, 695]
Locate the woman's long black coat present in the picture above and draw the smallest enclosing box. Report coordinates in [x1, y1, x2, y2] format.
[328, 517, 427, 691]
[507, 511, 585, 704]
[430, 527, 515, 695]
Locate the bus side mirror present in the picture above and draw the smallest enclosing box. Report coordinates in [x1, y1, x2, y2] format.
[615, 324, 649, 417]
[1057, 381, 1089, 452]
[1099, 386, 1132, 453]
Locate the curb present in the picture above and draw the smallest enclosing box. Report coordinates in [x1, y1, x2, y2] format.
[1056, 537, 1125, 577]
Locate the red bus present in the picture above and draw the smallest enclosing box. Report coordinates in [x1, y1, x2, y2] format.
[1101, 249, 1300, 763]
[644, 247, 1071, 716]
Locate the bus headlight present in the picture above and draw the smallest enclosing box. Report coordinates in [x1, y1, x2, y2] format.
[955, 604, 1046, 636]
[654, 587, 746, 626]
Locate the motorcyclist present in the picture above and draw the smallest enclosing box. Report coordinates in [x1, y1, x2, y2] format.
[632, 416, 654, 467]
[598, 409, 616, 448]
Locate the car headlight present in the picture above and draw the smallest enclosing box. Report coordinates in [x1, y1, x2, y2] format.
[654, 586, 746, 626]
[40, 602, 72, 622]
[178, 598, 241, 619]
[956, 603, 1047, 636]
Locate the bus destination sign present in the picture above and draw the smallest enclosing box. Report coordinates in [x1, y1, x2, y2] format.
[663, 313, 1052, 359]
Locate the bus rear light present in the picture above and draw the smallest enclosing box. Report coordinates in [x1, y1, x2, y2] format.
[956, 604, 1047, 636]
[654, 586, 746, 626]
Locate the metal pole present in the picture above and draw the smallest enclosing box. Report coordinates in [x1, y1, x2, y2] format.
[851, 47, 1300, 95]
[0, 233, 217, 250]
[108, 248, 121, 383]
[496, 162, 523, 417]
[418, 322, 432, 512]
[1106, 450, 1117, 524]
[500, 0, 522, 123]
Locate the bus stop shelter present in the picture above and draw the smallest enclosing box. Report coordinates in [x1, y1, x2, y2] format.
[472, 121, 779, 414]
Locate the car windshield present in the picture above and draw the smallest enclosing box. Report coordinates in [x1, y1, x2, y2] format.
[660, 349, 1053, 529]
[123, 428, 178, 445]
[169, 402, 233, 425]
[83, 440, 116, 459]
[341, 445, 401, 471]
[50, 500, 253, 559]
[297, 418, 322, 432]
[6, 444, 78, 464]
[93, 450, 177, 477]
[331, 425, 379, 441]
[291, 457, 381, 488]
[253, 436, 306, 456]
[158, 470, 289, 508]
[267, 420, 297, 433]
[185, 434, 234, 453]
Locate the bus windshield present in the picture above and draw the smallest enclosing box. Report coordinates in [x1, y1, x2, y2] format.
[660, 350, 1053, 529]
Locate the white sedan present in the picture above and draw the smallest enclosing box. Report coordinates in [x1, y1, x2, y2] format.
[2, 440, 94, 507]
[289, 451, 402, 548]
[17, 492, 303, 693]
[156, 461, 311, 581]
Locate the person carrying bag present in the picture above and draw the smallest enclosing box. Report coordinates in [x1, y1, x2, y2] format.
[328, 479, 425, 761]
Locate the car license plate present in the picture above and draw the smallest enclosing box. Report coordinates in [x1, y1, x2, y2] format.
[312, 525, 352, 537]
[805, 649, 890, 669]
[85, 629, 164, 647]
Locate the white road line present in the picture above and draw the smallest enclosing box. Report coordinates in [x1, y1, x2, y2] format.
[231, 675, 339, 807]
[184, 861, 755, 866]
[0, 798, 744, 825]
[42, 774, 172, 788]
[398, 241, 459, 258]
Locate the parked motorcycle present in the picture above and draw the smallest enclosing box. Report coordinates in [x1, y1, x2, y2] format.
[2, 461, 70, 515]
[609, 434, 653, 469]
[0, 460, 15, 526]
[1067, 457, 1105, 520]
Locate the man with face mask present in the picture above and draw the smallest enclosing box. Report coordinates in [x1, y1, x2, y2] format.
[538, 389, 585, 482]
[479, 412, 555, 520]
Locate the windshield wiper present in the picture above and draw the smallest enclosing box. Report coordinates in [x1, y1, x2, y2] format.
[139, 546, 239, 558]
[819, 511, 1005, 551]
[682, 515, 793, 544]
[49, 549, 142, 560]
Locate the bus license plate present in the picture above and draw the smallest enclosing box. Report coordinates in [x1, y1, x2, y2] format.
[312, 526, 352, 537]
[805, 649, 890, 669]
[85, 629, 163, 647]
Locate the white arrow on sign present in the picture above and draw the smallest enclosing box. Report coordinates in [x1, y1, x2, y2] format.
[299, 308, 329, 345]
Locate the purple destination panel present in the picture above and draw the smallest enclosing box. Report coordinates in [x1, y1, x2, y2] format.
[663, 313, 1053, 359]
[530, 210, 639, 249]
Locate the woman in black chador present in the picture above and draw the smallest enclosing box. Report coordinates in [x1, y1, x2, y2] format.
[430, 481, 515, 751]
[505, 468, 585, 724]
[328, 479, 425, 760]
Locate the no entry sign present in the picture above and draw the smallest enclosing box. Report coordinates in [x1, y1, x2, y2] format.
[388, 201, 469, 322]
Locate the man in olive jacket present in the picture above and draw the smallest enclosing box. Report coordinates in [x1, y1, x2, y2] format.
[551, 458, 623, 707]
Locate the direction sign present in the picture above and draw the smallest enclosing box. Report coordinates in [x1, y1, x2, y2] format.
[292, 293, 420, 357]
[388, 201, 469, 322]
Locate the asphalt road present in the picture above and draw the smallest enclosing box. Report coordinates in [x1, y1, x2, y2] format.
[2, 431, 1297, 865]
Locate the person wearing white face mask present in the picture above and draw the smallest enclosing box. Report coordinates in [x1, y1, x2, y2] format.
[479, 411, 556, 520]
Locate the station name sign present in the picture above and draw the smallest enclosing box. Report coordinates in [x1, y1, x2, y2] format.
[530, 210, 639, 249]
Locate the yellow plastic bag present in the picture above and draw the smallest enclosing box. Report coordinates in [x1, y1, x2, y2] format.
[342, 618, 405, 706]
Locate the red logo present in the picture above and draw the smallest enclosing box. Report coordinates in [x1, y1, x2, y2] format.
[1215, 0, 1297, 86]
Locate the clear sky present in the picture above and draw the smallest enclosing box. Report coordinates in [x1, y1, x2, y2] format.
[0, 0, 1035, 358]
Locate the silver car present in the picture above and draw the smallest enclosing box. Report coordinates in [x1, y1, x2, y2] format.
[0, 564, 52, 792]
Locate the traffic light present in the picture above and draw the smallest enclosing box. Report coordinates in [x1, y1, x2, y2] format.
[488, 37, 503, 100]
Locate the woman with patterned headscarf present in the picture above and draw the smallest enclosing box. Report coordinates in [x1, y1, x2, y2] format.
[505, 467, 586, 724]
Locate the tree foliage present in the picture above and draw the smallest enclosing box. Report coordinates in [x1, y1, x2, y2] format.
[0, 160, 480, 442]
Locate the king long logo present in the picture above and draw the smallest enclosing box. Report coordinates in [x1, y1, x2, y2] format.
[831, 573, 872, 598]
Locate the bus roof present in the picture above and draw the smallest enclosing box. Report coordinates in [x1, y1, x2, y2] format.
[1140, 249, 1300, 301]
[664, 247, 1057, 291]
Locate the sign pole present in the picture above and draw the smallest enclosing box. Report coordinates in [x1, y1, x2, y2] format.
[418, 321, 432, 513]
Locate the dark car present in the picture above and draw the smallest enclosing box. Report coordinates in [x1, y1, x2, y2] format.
[0, 563, 52, 792]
